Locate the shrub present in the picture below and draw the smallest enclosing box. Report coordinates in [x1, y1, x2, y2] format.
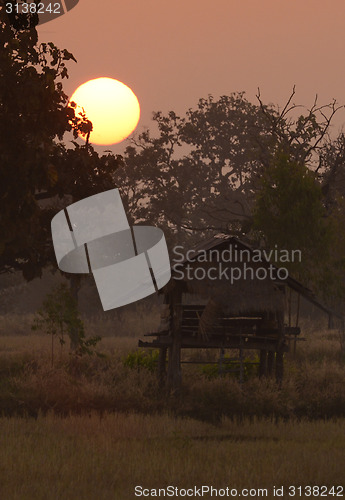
[201, 355, 259, 381]
[123, 349, 159, 373]
[32, 284, 101, 365]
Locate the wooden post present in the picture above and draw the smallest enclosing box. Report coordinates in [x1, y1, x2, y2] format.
[293, 293, 300, 357]
[295, 293, 300, 327]
[239, 339, 244, 385]
[167, 333, 181, 392]
[293, 334, 297, 358]
[158, 347, 167, 388]
[275, 311, 285, 385]
[267, 351, 275, 377]
[275, 351, 284, 385]
[166, 288, 182, 392]
[218, 348, 225, 376]
[259, 349, 267, 377]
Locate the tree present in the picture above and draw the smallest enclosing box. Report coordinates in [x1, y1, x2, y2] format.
[115, 94, 272, 248]
[32, 284, 101, 364]
[252, 152, 331, 282]
[114, 90, 345, 310]
[0, 5, 123, 279]
[0, 5, 125, 353]
[318, 133, 345, 211]
[116, 90, 340, 248]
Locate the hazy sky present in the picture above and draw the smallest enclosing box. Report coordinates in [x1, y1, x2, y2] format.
[38, 0, 345, 153]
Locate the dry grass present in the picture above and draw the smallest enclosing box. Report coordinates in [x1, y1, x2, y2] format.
[0, 413, 344, 499]
[0, 319, 344, 498]
[0, 313, 36, 337]
[0, 320, 344, 420]
[0, 335, 137, 358]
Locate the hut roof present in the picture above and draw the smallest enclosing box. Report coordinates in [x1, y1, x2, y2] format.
[170, 234, 343, 319]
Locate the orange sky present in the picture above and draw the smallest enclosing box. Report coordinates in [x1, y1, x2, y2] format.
[38, 0, 345, 153]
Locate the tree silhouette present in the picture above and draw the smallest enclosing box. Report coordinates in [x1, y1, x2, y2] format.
[116, 91, 340, 243]
[0, 6, 123, 279]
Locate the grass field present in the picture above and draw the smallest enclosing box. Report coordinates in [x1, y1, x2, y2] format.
[0, 318, 344, 498]
[0, 413, 344, 500]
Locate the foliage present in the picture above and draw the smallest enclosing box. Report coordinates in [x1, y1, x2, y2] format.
[117, 94, 273, 242]
[115, 91, 345, 307]
[319, 132, 345, 210]
[1, 325, 345, 420]
[0, 6, 123, 280]
[0, 6, 84, 276]
[123, 349, 159, 373]
[201, 355, 259, 381]
[114, 89, 345, 305]
[253, 151, 345, 299]
[116, 91, 340, 247]
[253, 153, 329, 269]
[32, 284, 101, 363]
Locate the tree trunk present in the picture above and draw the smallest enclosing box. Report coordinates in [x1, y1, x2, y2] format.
[69, 274, 81, 351]
[166, 289, 182, 392]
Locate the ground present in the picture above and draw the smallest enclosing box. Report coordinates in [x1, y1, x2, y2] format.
[0, 318, 344, 499]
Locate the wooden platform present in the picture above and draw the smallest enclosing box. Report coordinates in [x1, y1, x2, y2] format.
[139, 305, 300, 353]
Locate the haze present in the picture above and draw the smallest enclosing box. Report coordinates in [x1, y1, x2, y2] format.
[38, 0, 345, 152]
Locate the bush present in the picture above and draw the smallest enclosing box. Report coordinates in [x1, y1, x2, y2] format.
[201, 355, 259, 381]
[123, 349, 159, 373]
[32, 284, 101, 364]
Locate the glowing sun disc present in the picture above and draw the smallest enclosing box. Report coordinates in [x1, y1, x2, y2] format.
[70, 77, 140, 145]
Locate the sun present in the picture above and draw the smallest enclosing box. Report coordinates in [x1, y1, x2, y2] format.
[69, 77, 140, 145]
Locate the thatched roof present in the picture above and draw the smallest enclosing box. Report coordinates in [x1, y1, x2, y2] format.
[168, 234, 343, 318]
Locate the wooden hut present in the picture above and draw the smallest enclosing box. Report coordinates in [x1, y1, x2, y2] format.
[139, 234, 343, 390]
